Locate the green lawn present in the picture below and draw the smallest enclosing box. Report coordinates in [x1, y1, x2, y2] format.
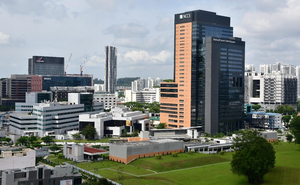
[73, 142, 300, 185]
[47, 155, 73, 165]
[130, 152, 230, 172]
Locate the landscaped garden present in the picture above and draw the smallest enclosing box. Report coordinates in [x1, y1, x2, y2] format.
[70, 142, 300, 185]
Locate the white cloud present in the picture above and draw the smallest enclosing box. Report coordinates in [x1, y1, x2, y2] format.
[155, 17, 172, 31]
[103, 22, 149, 38]
[123, 50, 171, 65]
[0, 32, 10, 44]
[85, 55, 104, 67]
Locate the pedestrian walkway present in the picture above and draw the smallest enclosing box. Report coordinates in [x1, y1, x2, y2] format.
[63, 162, 120, 185]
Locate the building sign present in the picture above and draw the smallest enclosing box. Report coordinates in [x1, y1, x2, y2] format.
[180, 14, 191, 19]
[44, 78, 51, 80]
[126, 120, 131, 126]
[213, 38, 236, 44]
[60, 180, 73, 185]
[36, 57, 44, 63]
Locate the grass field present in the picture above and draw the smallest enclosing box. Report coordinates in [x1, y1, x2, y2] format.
[73, 142, 300, 185]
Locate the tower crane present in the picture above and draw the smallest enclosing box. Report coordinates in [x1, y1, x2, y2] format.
[64, 53, 72, 74]
[80, 58, 87, 76]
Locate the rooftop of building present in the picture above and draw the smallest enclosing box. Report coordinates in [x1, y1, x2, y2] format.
[110, 139, 182, 146]
[247, 112, 280, 116]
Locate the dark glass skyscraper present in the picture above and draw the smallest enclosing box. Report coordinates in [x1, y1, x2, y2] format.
[28, 56, 64, 76]
[160, 10, 245, 134]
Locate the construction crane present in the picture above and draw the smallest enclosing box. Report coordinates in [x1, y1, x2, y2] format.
[64, 53, 72, 74]
[80, 58, 87, 76]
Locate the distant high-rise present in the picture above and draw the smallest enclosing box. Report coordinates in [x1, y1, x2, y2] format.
[104, 46, 117, 93]
[272, 62, 281, 73]
[28, 56, 64, 76]
[259, 64, 271, 74]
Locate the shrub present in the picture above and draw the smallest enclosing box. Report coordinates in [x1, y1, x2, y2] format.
[172, 152, 178, 157]
[220, 151, 225, 155]
[155, 154, 162, 159]
[188, 150, 195, 155]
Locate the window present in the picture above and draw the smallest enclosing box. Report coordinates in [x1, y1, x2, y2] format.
[180, 65, 184, 67]
[179, 120, 184, 123]
[180, 37, 185, 39]
[180, 49, 185, 52]
[180, 81, 184, 82]
[179, 100, 184, 102]
[180, 73, 184, 75]
[179, 69, 184, 71]
[180, 54, 184, 56]
[180, 29, 185, 31]
[179, 89, 184, 91]
[180, 43, 185, 45]
[180, 84, 184, 86]
[180, 33, 185, 35]
[179, 116, 184, 118]
[180, 26, 185, 28]
[179, 108, 184, 111]
[179, 95, 184, 97]
[180, 61, 184, 63]
[179, 104, 184, 107]
[180, 77, 184, 79]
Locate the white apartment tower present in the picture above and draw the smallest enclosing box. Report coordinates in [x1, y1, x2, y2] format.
[104, 46, 117, 93]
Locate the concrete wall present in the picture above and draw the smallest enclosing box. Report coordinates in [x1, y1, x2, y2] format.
[0, 150, 36, 170]
[63, 144, 84, 161]
[109, 140, 184, 163]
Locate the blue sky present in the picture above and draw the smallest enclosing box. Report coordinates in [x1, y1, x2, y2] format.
[0, 0, 300, 79]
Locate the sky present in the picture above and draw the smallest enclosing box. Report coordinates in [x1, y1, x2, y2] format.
[0, 0, 300, 80]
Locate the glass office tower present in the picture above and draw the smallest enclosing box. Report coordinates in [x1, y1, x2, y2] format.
[160, 10, 245, 134]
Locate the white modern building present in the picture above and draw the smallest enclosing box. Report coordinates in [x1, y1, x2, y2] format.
[245, 71, 297, 110]
[125, 88, 160, 103]
[10, 93, 104, 137]
[94, 84, 105, 92]
[79, 107, 150, 139]
[131, 77, 162, 91]
[93, 93, 117, 109]
[245, 64, 255, 72]
[15, 92, 52, 112]
[104, 46, 117, 93]
[259, 64, 272, 74]
[0, 148, 36, 170]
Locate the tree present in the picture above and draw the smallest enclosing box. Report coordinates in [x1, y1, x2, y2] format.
[156, 123, 166, 129]
[28, 135, 38, 144]
[81, 124, 96, 139]
[252, 104, 261, 111]
[72, 133, 82, 140]
[163, 79, 174, 82]
[290, 116, 300, 144]
[282, 115, 291, 127]
[4, 137, 11, 144]
[286, 134, 293, 143]
[41, 136, 53, 144]
[17, 136, 29, 145]
[231, 129, 276, 184]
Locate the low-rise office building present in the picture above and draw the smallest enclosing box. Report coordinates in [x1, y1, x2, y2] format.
[0, 165, 82, 185]
[93, 93, 117, 109]
[245, 112, 282, 130]
[63, 144, 108, 162]
[109, 139, 184, 163]
[79, 107, 149, 139]
[0, 149, 36, 171]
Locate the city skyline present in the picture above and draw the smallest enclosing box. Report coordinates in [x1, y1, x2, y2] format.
[0, 0, 299, 80]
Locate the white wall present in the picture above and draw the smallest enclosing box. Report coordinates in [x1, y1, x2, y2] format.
[0, 150, 36, 170]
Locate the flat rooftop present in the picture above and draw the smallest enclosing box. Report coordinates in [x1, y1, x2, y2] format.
[110, 139, 182, 146]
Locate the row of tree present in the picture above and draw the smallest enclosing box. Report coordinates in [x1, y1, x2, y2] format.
[124, 101, 160, 113]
